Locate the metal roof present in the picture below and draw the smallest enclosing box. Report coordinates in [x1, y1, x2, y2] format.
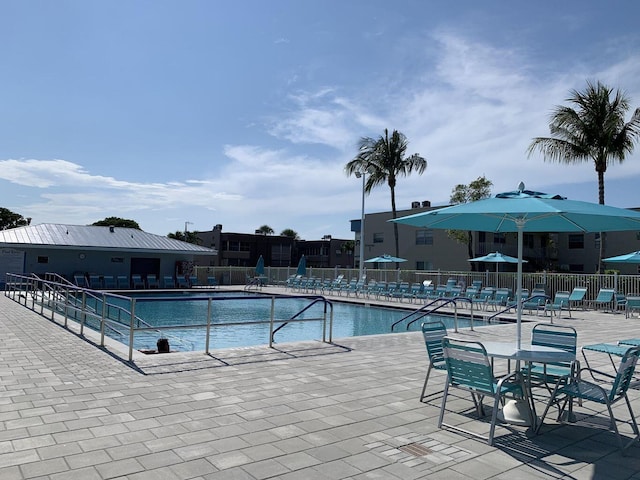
[0, 224, 217, 255]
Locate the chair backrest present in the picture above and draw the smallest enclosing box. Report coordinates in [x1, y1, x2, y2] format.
[568, 286, 587, 302]
[421, 321, 447, 362]
[609, 346, 640, 401]
[472, 280, 483, 290]
[464, 286, 479, 297]
[442, 337, 495, 394]
[551, 291, 570, 305]
[531, 323, 577, 355]
[595, 288, 615, 302]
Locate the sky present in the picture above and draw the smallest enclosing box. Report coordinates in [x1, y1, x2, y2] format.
[2, 1, 640, 240]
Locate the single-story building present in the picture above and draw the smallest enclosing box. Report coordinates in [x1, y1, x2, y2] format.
[0, 223, 217, 287]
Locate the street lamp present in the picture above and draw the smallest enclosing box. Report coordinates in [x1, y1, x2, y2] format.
[184, 221, 193, 238]
[355, 170, 366, 281]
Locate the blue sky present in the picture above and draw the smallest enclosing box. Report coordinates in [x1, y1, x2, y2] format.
[2, 1, 640, 239]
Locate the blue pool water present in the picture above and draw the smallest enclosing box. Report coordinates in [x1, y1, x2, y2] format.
[101, 292, 493, 352]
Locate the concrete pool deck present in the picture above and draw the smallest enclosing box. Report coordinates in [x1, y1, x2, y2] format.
[1, 288, 640, 479]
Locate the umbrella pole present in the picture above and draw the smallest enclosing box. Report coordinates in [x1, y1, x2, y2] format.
[516, 222, 524, 350]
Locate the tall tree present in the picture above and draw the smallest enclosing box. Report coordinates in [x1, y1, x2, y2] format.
[0, 208, 30, 230]
[92, 217, 141, 229]
[280, 228, 299, 239]
[345, 129, 426, 264]
[167, 230, 201, 244]
[527, 81, 640, 270]
[447, 176, 493, 267]
[257, 225, 274, 235]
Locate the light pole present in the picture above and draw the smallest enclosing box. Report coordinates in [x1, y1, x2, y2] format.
[355, 170, 366, 280]
[184, 221, 193, 239]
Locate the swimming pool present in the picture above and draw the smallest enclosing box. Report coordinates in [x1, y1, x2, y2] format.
[99, 292, 493, 352]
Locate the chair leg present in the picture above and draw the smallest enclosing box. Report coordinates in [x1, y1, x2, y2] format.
[437, 381, 450, 428]
[488, 395, 501, 446]
[420, 364, 434, 401]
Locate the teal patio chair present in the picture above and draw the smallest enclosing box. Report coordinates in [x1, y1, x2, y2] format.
[131, 274, 145, 289]
[419, 321, 448, 402]
[588, 288, 615, 311]
[486, 288, 510, 311]
[537, 345, 640, 455]
[523, 288, 547, 315]
[73, 274, 87, 288]
[472, 287, 494, 311]
[625, 295, 640, 318]
[147, 274, 159, 288]
[189, 275, 199, 287]
[523, 323, 577, 394]
[116, 275, 129, 289]
[88, 274, 101, 289]
[438, 337, 526, 446]
[615, 293, 627, 313]
[102, 275, 116, 289]
[544, 291, 571, 318]
[568, 286, 587, 310]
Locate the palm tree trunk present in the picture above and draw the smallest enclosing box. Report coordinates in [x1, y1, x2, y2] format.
[597, 169, 606, 272]
[391, 186, 400, 268]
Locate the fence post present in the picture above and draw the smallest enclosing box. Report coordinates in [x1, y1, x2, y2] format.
[205, 297, 212, 354]
[128, 299, 136, 361]
[268, 296, 275, 347]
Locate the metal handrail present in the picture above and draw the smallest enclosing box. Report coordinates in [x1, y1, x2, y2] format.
[390, 296, 476, 333]
[485, 294, 550, 323]
[271, 296, 332, 342]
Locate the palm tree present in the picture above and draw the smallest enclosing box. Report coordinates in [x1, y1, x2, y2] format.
[345, 129, 427, 263]
[280, 228, 300, 240]
[527, 80, 640, 270]
[257, 225, 274, 235]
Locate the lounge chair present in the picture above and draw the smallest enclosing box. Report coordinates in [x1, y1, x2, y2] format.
[102, 275, 116, 289]
[523, 288, 547, 315]
[615, 293, 627, 314]
[73, 274, 87, 288]
[189, 275, 198, 287]
[163, 275, 175, 288]
[486, 288, 510, 311]
[588, 288, 615, 311]
[544, 291, 571, 318]
[177, 275, 190, 289]
[438, 337, 526, 446]
[116, 275, 129, 289]
[207, 276, 218, 288]
[537, 345, 640, 454]
[392, 281, 410, 301]
[88, 274, 101, 289]
[131, 274, 145, 289]
[472, 287, 494, 310]
[419, 321, 448, 401]
[568, 286, 587, 310]
[625, 295, 640, 318]
[147, 274, 159, 288]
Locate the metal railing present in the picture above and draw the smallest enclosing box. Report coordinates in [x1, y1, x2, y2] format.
[4, 273, 334, 362]
[195, 266, 640, 301]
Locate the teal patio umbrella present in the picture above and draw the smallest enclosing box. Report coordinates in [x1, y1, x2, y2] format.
[364, 254, 407, 264]
[469, 252, 527, 287]
[393, 182, 640, 349]
[255, 255, 265, 276]
[603, 251, 640, 263]
[296, 255, 307, 276]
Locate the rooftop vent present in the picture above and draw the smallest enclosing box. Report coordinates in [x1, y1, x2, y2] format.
[422, 200, 431, 208]
[411, 201, 421, 208]
[109, 225, 115, 233]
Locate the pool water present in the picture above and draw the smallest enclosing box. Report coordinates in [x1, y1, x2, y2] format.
[103, 292, 490, 352]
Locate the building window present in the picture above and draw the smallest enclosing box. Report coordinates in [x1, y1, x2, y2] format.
[416, 261, 432, 270]
[478, 231, 486, 243]
[569, 264, 584, 272]
[493, 233, 506, 244]
[594, 232, 600, 249]
[37, 256, 48, 264]
[416, 229, 433, 245]
[111, 257, 124, 263]
[568, 234, 584, 249]
[373, 232, 384, 243]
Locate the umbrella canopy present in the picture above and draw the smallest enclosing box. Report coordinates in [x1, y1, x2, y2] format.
[255, 255, 265, 276]
[364, 254, 407, 263]
[296, 255, 307, 276]
[393, 182, 640, 349]
[468, 252, 522, 264]
[603, 251, 640, 263]
[469, 252, 527, 287]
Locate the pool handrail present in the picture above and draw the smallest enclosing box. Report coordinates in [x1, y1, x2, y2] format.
[270, 296, 333, 342]
[391, 297, 475, 333]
